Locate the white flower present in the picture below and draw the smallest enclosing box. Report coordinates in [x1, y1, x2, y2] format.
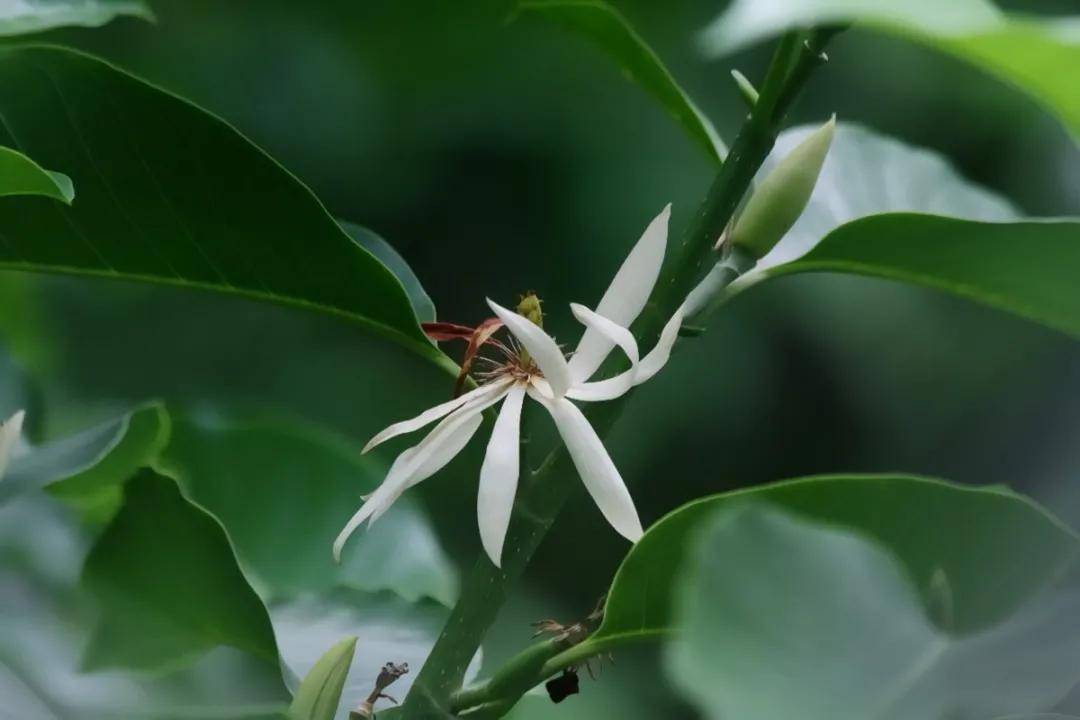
[334, 206, 688, 567]
[0, 410, 25, 482]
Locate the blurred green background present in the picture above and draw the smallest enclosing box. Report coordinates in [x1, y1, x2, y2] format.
[3, 1, 1079, 717]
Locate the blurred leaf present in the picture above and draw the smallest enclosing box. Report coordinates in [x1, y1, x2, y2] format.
[289, 637, 357, 720]
[1, 403, 167, 510]
[161, 412, 458, 606]
[748, 122, 1016, 272]
[0, 0, 152, 36]
[700, 5, 1080, 142]
[667, 505, 1080, 720]
[0, 494, 290, 720]
[0, 46, 451, 371]
[929, 19, 1080, 143]
[340, 222, 436, 324]
[0, 146, 74, 203]
[81, 469, 280, 672]
[44, 403, 170, 523]
[700, 0, 1002, 51]
[271, 588, 482, 720]
[764, 215, 1080, 338]
[588, 475, 1075, 656]
[517, 0, 726, 162]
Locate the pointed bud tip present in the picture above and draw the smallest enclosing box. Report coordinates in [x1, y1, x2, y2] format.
[729, 115, 837, 260]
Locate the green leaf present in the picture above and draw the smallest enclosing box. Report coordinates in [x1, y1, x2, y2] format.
[765, 214, 1080, 339]
[0, 146, 74, 203]
[1, 403, 168, 513]
[700, 4, 1080, 142]
[289, 637, 357, 720]
[272, 588, 482, 719]
[667, 505, 1080, 720]
[0, 46, 451, 371]
[0, 493, 290, 720]
[160, 412, 458, 606]
[0, 0, 152, 36]
[701, 0, 1002, 51]
[589, 475, 1076, 655]
[517, 0, 726, 162]
[748, 122, 1016, 272]
[928, 19, 1080, 144]
[80, 469, 281, 672]
[340, 222, 436, 324]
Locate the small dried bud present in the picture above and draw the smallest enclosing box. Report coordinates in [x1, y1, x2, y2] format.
[545, 668, 580, 703]
[729, 115, 835, 260]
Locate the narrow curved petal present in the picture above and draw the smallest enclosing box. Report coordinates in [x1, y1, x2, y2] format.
[477, 383, 526, 567]
[373, 411, 486, 522]
[567, 306, 683, 401]
[362, 381, 504, 454]
[333, 450, 411, 561]
[570, 303, 639, 366]
[565, 373, 635, 402]
[487, 299, 572, 398]
[566, 303, 640, 401]
[569, 204, 670, 383]
[635, 307, 684, 384]
[536, 394, 643, 542]
[530, 376, 554, 400]
[0, 410, 25, 482]
[334, 383, 511, 560]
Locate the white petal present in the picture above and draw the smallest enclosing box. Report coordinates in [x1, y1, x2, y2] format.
[530, 376, 554, 400]
[566, 303, 641, 402]
[0, 410, 25, 481]
[569, 204, 669, 383]
[565, 374, 635, 402]
[536, 394, 643, 542]
[362, 381, 504, 454]
[487, 299, 572, 398]
[570, 303, 639, 366]
[334, 384, 510, 560]
[567, 306, 683, 401]
[477, 383, 526, 567]
[635, 307, 684, 384]
[372, 410, 486, 522]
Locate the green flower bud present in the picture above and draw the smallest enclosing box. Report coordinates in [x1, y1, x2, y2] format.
[729, 115, 835, 260]
[515, 291, 544, 328]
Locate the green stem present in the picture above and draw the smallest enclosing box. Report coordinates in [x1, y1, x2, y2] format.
[400, 27, 840, 719]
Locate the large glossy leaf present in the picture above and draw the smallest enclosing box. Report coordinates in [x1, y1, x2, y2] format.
[700, 3, 1080, 142]
[587, 475, 1076, 656]
[161, 412, 458, 606]
[764, 215, 1080, 339]
[667, 505, 1080, 720]
[0, 0, 152, 36]
[0, 493, 290, 720]
[748, 122, 1017, 273]
[0, 145, 74, 203]
[0, 46, 450, 370]
[517, 0, 726, 162]
[289, 637, 357, 720]
[80, 469, 281, 672]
